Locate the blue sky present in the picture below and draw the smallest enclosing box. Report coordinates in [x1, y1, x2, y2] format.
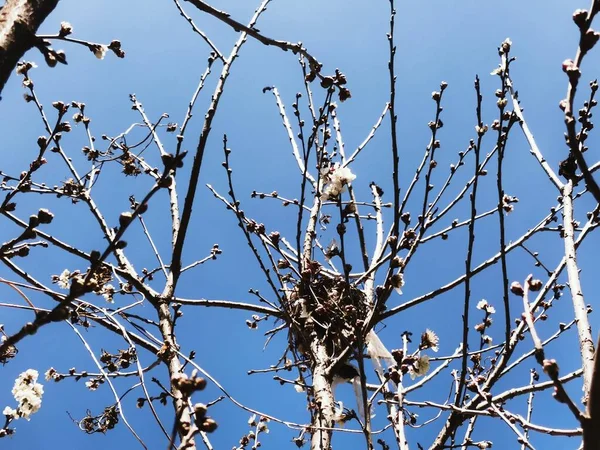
[1, 0, 599, 449]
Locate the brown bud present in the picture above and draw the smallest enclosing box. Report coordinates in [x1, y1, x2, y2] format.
[37, 208, 54, 224]
[200, 418, 218, 433]
[389, 370, 401, 385]
[582, 29, 600, 53]
[28, 214, 40, 228]
[573, 9, 588, 29]
[543, 359, 560, 378]
[562, 59, 581, 81]
[194, 403, 208, 419]
[119, 212, 133, 227]
[194, 377, 207, 391]
[510, 281, 524, 296]
[528, 279, 543, 292]
[320, 76, 334, 88]
[338, 87, 351, 102]
[115, 240, 127, 249]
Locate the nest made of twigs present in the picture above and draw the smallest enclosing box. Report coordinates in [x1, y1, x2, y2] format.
[287, 275, 369, 362]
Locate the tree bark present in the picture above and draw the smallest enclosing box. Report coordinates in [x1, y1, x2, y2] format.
[0, 0, 59, 98]
[584, 335, 600, 450]
[311, 341, 335, 450]
[156, 300, 197, 449]
[562, 180, 595, 401]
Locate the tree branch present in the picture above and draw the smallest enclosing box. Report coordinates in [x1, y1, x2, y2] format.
[0, 0, 59, 97]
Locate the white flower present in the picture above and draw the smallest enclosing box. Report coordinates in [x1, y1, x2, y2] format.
[476, 299, 496, 314]
[320, 164, 356, 200]
[482, 335, 493, 345]
[420, 329, 439, 352]
[3, 406, 17, 418]
[56, 269, 71, 289]
[16, 61, 38, 75]
[59, 22, 73, 35]
[10, 369, 43, 420]
[102, 284, 115, 303]
[391, 272, 404, 295]
[93, 45, 108, 60]
[12, 369, 39, 394]
[321, 183, 341, 200]
[44, 368, 56, 381]
[330, 165, 356, 186]
[410, 355, 430, 380]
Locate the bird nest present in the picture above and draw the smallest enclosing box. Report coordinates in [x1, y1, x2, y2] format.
[288, 275, 369, 362]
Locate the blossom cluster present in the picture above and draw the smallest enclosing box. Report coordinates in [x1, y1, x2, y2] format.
[476, 299, 496, 314]
[409, 355, 430, 380]
[320, 164, 356, 201]
[475, 299, 495, 345]
[3, 369, 44, 421]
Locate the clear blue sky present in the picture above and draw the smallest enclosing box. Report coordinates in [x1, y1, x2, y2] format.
[1, 0, 599, 449]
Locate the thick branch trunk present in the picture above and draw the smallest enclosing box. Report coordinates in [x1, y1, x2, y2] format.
[563, 181, 595, 400]
[311, 341, 335, 450]
[564, 180, 597, 450]
[584, 335, 600, 450]
[0, 0, 59, 97]
[157, 300, 196, 450]
[429, 411, 465, 450]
